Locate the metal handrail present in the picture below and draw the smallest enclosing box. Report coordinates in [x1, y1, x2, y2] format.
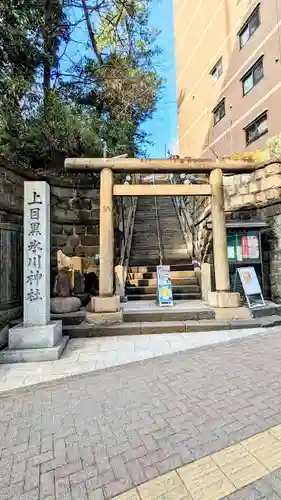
[168, 173, 193, 258]
[120, 174, 139, 267]
[153, 173, 164, 266]
[120, 197, 137, 268]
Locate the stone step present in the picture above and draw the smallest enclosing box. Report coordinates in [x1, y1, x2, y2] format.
[126, 285, 200, 294]
[128, 264, 194, 273]
[126, 293, 201, 301]
[132, 242, 186, 247]
[130, 258, 194, 271]
[26, 314, 281, 339]
[51, 311, 86, 325]
[129, 260, 161, 267]
[251, 303, 281, 318]
[123, 308, 215, 322]
[127, 270, 195, 278]
[130, 249, 159, 254]
[127, 277, 198, 286]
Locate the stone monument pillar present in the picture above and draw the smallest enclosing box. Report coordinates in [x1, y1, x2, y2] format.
[0, 181, 69, 363]
[24, 181, 50, 325]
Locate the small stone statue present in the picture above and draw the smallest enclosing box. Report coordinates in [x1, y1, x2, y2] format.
[53, 268, 72, 298]
[57, 232, 83, 290]
[51, 233, 84, 313]
[73, 271, 85, 295]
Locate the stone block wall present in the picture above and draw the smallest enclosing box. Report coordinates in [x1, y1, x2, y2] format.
[0, 166, 25, 326]
[224, 164, 281, 211]
[0, 164, 103, 324]
[49, 185, 100, 277]
[191, 161, 281, 301]
[261, 203, 281, 301]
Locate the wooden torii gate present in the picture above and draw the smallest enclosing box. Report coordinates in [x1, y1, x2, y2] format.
[65, 157, 257, 312]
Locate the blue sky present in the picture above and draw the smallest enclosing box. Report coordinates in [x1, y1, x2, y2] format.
[63, 0, 178, 158]
[142, 0, 178, 157]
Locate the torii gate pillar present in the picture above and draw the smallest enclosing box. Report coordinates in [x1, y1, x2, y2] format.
[208, 168, 240, 308]
[88, 167, 120, 314]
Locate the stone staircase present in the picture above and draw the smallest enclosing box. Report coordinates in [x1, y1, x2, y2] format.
[10, 303, 281, 338]
[126, 265, 201, 301]
[158, 196, 189, 264]
[129, 196, 160, 266]
[126, 186, 200, 301]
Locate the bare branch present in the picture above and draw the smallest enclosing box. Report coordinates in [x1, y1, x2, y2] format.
[81, 0, 103, 64]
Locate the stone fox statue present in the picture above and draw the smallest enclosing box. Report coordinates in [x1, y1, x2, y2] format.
[55, 233, 82, 296]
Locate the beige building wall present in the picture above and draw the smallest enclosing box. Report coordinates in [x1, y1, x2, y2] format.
[174, 0, 281, 157]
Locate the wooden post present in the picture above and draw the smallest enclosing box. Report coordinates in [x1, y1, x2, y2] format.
[99, 167, 114, 297]
[209, 168, 230, 292]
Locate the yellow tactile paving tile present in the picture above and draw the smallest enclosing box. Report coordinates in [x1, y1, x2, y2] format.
[184, 479, 235, 500]
[242, 431, 276, 452]
[137, 471, 189, 500]
[212, 443, 249, 467]
[269, 424, 281, 441]
[242, 431, 281, 471]
[177, 457, 235, 500]
[222, 459, 268, 489]
[178, 456, 218, 481]
[212, 443, 268, 489]
[114, 423, 281, 500]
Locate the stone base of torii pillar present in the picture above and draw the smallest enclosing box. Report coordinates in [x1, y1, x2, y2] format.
[0, 181, 68, 364]
[86, 295, 123, 325]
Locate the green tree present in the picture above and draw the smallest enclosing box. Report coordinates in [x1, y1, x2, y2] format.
[0, 0, 161, 169]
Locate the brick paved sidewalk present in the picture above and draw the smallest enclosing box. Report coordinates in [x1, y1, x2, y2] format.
[0, 326, 265, 393]
[1, 329, 281, 499]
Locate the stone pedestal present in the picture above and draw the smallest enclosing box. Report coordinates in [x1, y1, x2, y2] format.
[115, 265, 126, 301]
[86, 295, 121, 325]
[208, 291, 241, 308]
[87, 295, 120, 313]
[0, 182, 68, 363]
[86, 311, 123, 325]
[201, 263, 211, 301]
[0, 321, 68, 363]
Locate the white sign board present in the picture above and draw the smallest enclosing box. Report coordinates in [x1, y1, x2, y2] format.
[24, 182, 50, 326]
[237, 266, 265, 308]
[238, 267, 261, 296]
[157, 265, 173, 307]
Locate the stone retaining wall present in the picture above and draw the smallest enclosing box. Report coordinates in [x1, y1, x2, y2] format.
[0, 164, 102, 322]
[192, 161, 281, 301]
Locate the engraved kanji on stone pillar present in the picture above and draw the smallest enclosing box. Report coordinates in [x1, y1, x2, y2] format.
[24, 182, 50, 326]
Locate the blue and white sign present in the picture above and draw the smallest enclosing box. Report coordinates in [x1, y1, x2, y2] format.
[157, 265, 173, 307]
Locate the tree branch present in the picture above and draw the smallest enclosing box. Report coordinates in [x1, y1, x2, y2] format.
[81, 0, 103, 64]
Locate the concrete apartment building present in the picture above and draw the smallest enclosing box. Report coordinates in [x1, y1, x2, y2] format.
[174, 0, 281, 158]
